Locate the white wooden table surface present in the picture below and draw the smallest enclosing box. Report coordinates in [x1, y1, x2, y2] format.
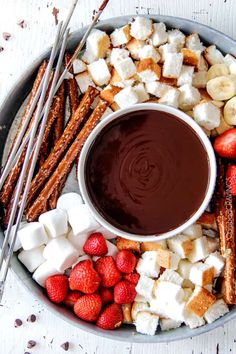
[0, 1, 236, 353]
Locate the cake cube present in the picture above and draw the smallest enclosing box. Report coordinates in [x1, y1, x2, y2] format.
[163, 53, 183, 78]
[145, 81, 172, 98]
[140, 240, 167, 252]
[189, 262, 215, 286]
[110, 48, 129, 66]
[81, 50, 96, 64]
[75, 71, 95, 93]
[135, 311, 159, 336]
[167, 29, 186, 50]
[179, 84, 201, 111]
[205, 237, 219, 254]
[159, 43, 177, 63]
[186, 33, 205, 52]
[156, 249, 180, 270]
[137, 58, 161, 83]
[86, 29, 110, 59]
[186, 286, 216, 317]
[153, 280, 185, 304]
[139, 45, 161, 63]
[150, 22, 168, 46]
[192, 71, 207, 88]
[136, 251, 160, 278]
[205, 252, 225, 277]
[193, 101, 221, 130]
[198, 55, 209, 71]
[116, 237, 140, 253]
[183, 309, 205, 329]
[204, 45, 224, 65]
[182, 48, 201, 67]
[110, 24, 131, 47]
[177, 65, 194, 86]
[72, 59, 87, 74]
[131, 301, 152, 321]
[133, 83, 150, 103]
[183, 287, 193, 301]
[167, 234, 193, 258]
[135, 275, 155, 300]
[178, 259, 193, 279]
[135, 294, 147, 303]
[159, 269, 184, 286]
[204, 299, 229, 324]
[114, 57, 136, 80]
[182, 223, 202, 240]
[114, 86, 139, 108]
[187, 236, 210, 263]
[122, 303, 132, 324]
[126, 38, 145, 60]
[100, 84, 121, 104]
[158, 88, 180, 108]
[130, 16, 153, 40]
[87, 59, 111, 86]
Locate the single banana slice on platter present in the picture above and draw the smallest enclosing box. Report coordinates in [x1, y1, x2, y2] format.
[206, 75, 236, 100]
[206, 63, 229, 81]
[223, 96, 236, 125]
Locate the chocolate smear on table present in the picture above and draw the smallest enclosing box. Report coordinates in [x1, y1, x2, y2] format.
[52, 7, 59, 25]
[14, 318, 22, 327]
[3, 32, 11, 41]
[0, 46, 4, 52]
[27, 340, 36, 349]
[27, 314, 36, 322]
[17, 20, 27, 28]
[61, 342, 69, 351]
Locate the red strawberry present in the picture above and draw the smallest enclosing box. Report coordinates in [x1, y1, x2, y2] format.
[123, 272, 140, 285]
[83, 232, 108, 256]
[116, 250, 136, 273]
[63, 290, 81, 307]
[114, 280, 137, 304]
[214, 128, 236, 159]
[69, 260, 101, 294]
[74, 294, 102, 322]
[100, 287, 113, 305]
[45, 275, 69, 304]
[96, 303, 123, 330]
[226, 165, 236, 196]
[95, 256, 121, 288]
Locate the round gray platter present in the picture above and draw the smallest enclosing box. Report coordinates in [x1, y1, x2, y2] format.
[0, 15, 235, 343]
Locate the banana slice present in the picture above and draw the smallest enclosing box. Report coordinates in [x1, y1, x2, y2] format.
[206, 63, 229, 81]
[212, 100, 225, 108]
[206, 75, 236, 100]
[223, 96, 236, 125]
[216, 115, 233, 134]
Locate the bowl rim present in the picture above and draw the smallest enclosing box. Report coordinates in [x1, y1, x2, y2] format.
[1, 13, 236, 343]
[78, 103, 217, 242]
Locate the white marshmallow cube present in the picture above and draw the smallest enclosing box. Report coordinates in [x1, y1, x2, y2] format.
[130, 17, 153, 40]
[87, 59, 111, 86]
[135, 311, 159, 336]
[193, 101, 221, 130]
[67, 229, 88, 254]
[18, 222, 48, 250]
[39, 209, 68, 238]
[204, 299, 229, 324]
[33, 260, 62, 287]
[18, 246, 45, 273]
[205, 251, 225, 277]
[136, 275, 155, 300]
[150, 22, 168, 46]
[72, 59, 87, 74]
[57, 192, 83, 213]
[160, 318, 182, 331]
[187, 236, 210, 263]
[114, 86, 139, 108]
[67, 204, 100, 235]
[43, 236, 78, 272]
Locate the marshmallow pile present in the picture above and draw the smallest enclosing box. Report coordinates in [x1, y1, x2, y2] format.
[72, 16, 236, 134]
[15, 192, 117, 287]
[132, 224, 228, 335]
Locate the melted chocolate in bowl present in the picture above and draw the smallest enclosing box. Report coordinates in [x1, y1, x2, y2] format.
[85, 110, 210, 235]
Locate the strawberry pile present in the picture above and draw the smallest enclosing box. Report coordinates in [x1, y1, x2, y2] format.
[45, 233, 139, 330]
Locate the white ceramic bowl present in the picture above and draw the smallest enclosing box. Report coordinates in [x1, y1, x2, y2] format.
[78, 103, 217, 242]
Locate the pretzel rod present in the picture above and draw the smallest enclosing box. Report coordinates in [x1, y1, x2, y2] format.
[25, 86, 99, 209]
[0, 72, 54, 207]
[65, 53, 79, 116]
[26, 99, 108, 221]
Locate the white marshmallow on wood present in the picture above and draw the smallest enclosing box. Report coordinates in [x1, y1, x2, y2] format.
[182, 223, 202, 240]
[159, 43, 177, 63]
[205, 251, 225, 277]
[193, 101, 221, 130]
[5, 221, 26, 252]
[72, 59, 87, 74]
[179, 84, 201, 111]
[135, 275, 155, 300]
[167, 234, 193, 258]
[18, 222, 48, 250]
[39, 209, 68, 239]
[167, 29, 185, 50]
[158, 88, 180, 108]
[159, 269, 184, 286]
[110, 48, 129, 66]
[187, 236, 210, 263]
[67, 204, 100, 235]
[139, 45, 160, 63]
[163, 53, 183, 79]
[204, 299, 229, 324]
[133, 83, 150, 103]
[57, 192, 83, 213]
[189, 262, 215, 286]
[43, 236, 78, 272]
[114, 57, 136, 80]
[160, 318, 182, 331]
[136, 251, 160, 278]
[67, 229, 88, 254]
[75, 71, 95, 93]
[178, 259, 193, 280]
[130, 17, 153, 41]
[110, 25, 131, 47]
[114, 86, 139, 108]
[135, 311, 159, 336]
[177, 65, 194, 86]
[87, 59, 111, 86]
[86, 29, 110, 59]
[204, 45, 224, 65]
[150, 22, 168, 46]
[18, 246, 45, 273]
[33, 260, 62, 287]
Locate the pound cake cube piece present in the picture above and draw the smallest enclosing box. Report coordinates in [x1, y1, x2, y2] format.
[133, 83, 150, 103]
[72, 59, 87, 74]
[187, 236, 210, 263]
[193, 101, 221, 130]
[179, 84, 201, 111]
[110, 68, 135, 88]
[141, 240, 167, 252]
[87, 59, 111, 86]
[75, 72, 95, 93]
[110, 48, 129, 66]
[205, 252, 225, 277]
[135, 311, 159, 336]
[114, 86, 139, 108]
[183, 287, 193, 301]
[197, 212, 217, 231]
[160, 318, 182, 331]
[126, 38, 145, 60]
[81, 50, 97, 64]
[130, 16, 153, 40]
[177, 65, 194, 86]
[139, 44, 161, 63]
[205, 237, 219, 254]
[186, 286, 216, 317]
[136, 251, 160, 278]
[110, 24, 131, 47]
[116, 237, 140, 253]
[86, 29, 110, 59]
[33, 260, 62, 287]
[178, 259, 193, 279]
[167, 234, 193, 258]
[18, 246, 45, 273]
[204, 299, 229, 324]
[186, 33, 205, 52]
[100, 84, 121, 104]
[137, 58, 161, 83]
[156, 249, 180, 270]
[159, 269, 184, 286]
[158, 88, 180, 108]
[135, 294, 147, 303]
[154, 280, 185, 304]
[167, 29, 186, 50]
[122, 303, 132, 324]
[182, 48, 201, 67]
[114, 57, 136, 80]
[136, 275, 155, 300]
[204, 45, 224, 65]
[145, 81, 172, 98]
[159, 43, 178, 63]
[131, 301, 152, 321]
[163, 53, 183, 78]
[39, 209, 68, 238]
[192, 71, 207, 88]
[189, 262, 215, 286]
[183, 309, 205, 329]
[182, 223, 202, 240]
[150, 22, 168, 46]
[198, 55, 209, 71]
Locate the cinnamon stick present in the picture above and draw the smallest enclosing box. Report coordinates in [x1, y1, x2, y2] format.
[26, 99, 108, 221]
